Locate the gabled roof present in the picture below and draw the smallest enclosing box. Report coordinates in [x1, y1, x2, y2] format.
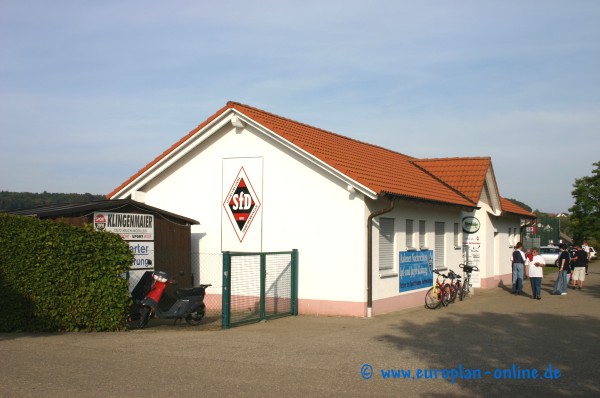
[499, 197, 535, 218]
[108, 101, 533, 217]
[413, 157, 533, 217]
[412, 157, 491, 204]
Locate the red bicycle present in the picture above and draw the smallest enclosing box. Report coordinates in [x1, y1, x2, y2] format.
[425, 270, 453, 309]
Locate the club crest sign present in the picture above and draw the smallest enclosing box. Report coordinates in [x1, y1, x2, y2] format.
[223, 167, 261, 242]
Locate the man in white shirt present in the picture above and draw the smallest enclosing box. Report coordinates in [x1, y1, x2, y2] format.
[526, 247, 545, 300]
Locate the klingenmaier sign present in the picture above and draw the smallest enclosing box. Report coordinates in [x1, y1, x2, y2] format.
[94, 212, 154, 241]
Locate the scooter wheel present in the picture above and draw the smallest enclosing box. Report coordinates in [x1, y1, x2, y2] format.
[185, 310, 205, 326]
[139, 306, 152, 328]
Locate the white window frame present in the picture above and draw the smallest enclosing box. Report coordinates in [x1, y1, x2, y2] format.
[406, 219, 414, 249]
[419, 220, 427, 249]
[454, 222, 461, 249]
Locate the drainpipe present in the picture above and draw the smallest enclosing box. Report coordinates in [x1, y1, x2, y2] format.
[366, 196, 395, 318]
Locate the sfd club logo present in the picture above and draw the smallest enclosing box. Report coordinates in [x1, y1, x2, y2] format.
[223, 167, 261, 242]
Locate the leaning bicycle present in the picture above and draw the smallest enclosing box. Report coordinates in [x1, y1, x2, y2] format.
[447, 269, 462, 303]
[458, 264, 479, 301]
[425, 270, 453, 309]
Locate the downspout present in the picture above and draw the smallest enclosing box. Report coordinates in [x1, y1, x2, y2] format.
[366, 196, 395, 318]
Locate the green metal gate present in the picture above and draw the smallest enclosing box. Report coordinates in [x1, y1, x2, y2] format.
[222, 250, 298, 329]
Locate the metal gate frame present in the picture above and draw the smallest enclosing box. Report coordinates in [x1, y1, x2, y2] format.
[222, 249, 298, 329]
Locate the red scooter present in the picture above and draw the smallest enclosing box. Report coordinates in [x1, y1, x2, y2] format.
[129, 271, 211, 328]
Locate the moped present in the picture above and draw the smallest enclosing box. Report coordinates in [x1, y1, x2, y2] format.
[128, 270, 211, 328]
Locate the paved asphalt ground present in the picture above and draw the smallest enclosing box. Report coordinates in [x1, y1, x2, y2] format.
[1, 262, 599, 398]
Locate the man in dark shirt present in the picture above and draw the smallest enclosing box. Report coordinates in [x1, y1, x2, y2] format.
[552, 244, 571, 295]
[571, 244, 588, 290]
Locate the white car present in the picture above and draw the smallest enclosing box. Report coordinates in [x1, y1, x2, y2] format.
[539, 246, 560, 267]
[589, 247, 597, 260]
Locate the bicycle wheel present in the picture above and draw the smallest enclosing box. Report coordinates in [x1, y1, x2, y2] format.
[442, 285, 453, 306]
[460, 277, 470, 301]
[450, 281, 461, 303]
[425, 286, 442, 309]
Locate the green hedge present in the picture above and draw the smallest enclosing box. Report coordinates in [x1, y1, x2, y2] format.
[0, 214, 133, 332]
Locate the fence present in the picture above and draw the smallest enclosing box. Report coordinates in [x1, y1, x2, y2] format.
[222, 250, 298, 329]
[191, 252, 224, 328]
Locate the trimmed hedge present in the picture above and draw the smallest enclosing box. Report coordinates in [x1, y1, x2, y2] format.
[0, 214, 133, 332]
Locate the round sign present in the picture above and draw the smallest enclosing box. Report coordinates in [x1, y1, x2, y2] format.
[462, 216, 480, 233]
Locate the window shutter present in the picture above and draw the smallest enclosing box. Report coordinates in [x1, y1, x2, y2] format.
[435, 222, 445, 268]
[379, 218, 394, 271]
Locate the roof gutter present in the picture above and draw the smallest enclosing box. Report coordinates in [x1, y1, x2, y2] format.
[366, 196, 395, 318]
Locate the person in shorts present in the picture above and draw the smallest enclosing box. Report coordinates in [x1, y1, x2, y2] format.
[582, 240, 590, 275]
[571, 243, 587, 290]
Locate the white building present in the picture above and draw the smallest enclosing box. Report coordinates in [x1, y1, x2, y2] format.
[108, 101, 533, 317]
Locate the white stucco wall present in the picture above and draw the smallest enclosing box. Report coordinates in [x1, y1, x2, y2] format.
[125, 122, 369, 305]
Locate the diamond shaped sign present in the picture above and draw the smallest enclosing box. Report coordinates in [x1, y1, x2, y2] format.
[223, 167, 261, 242]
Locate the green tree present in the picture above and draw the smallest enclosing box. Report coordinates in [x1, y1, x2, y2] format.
[569, 161, 600, 243]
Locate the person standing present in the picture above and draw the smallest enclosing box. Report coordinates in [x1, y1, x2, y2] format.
[571, 243, 587, 290]
[582, 240, 590, 275]
[512, 242, 526, 295]
[527, 247, 545, 299]
[552, 243, 571, 295]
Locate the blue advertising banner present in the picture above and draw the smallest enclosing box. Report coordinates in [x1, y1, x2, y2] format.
[399, 250, 434, 292]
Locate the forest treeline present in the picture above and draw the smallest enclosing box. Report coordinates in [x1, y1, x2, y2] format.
[0, 191, 106, 212]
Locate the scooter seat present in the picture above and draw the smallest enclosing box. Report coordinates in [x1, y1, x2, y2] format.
[175, 287, 205, 299]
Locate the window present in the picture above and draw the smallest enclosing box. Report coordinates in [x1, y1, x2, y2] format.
[379, 218, 395, 271]
[509, 227, 515, 246]
[454, 223, 460, 248]
[405, 219, 414, 248]
[435, 222, 445, 268]
[419, 220, 426, 249]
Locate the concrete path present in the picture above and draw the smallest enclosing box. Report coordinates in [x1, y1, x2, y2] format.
[1, 263, 599, 397]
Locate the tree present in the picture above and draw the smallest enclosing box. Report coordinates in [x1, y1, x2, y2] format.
[0, 191, 105, 212]
[569, 161, 600, 243]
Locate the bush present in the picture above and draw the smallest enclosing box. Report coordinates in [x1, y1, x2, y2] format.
[0, 214, 133, 332]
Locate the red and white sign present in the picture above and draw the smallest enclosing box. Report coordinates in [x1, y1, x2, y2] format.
[223, 167, 262, 242]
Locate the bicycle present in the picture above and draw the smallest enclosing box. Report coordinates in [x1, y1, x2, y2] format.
[458, 264, 479, 300]
[424, 269, 453, 309]
[447, 269, 462, 303]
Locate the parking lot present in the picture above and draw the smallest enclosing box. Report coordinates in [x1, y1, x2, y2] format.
[1, 262, 599, 397]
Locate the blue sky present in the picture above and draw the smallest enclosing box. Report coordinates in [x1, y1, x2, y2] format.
[1, 1, 599, 213]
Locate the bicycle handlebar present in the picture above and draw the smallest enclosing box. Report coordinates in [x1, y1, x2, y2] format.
[433, 269, 449, 278]
[459, 264, 479, 272]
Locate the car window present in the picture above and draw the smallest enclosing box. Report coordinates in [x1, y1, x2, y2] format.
[540, 248, 559, 255]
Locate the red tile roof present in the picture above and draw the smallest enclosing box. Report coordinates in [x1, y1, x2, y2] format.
[108, 101, 533, 217]
[412, 157, 492, 204]
[500, 197, 535, 217]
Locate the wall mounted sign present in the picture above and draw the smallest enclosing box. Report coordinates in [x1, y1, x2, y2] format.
[462, 216, 480, 234]
[399, 250, 434, 292]
[223, 166, 262, 242]
[94, 212, 154, 241]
